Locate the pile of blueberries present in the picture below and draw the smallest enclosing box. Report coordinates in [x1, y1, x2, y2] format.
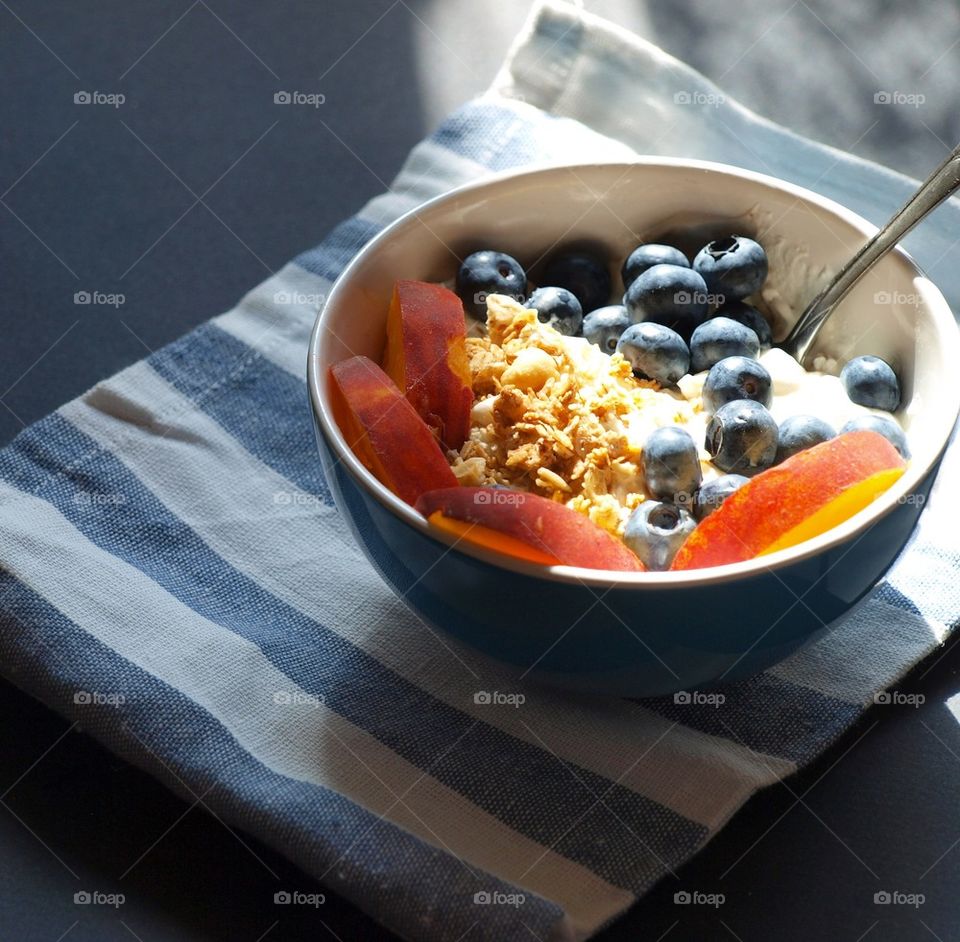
[456, 237, 906, 569]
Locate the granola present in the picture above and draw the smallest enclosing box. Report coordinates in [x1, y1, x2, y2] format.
[450, 294, 712, 536]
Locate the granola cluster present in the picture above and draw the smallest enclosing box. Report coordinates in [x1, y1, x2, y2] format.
[449, 295, 704, 536]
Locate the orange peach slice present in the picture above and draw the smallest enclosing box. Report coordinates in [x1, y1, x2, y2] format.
[426, 511, 562, 566]
[329, 356, 458, 506]
[760, 466, 904, 556]
[671, 430, 906, 570]
[383, 279, 474, 450]
[416, 487, 645, 571]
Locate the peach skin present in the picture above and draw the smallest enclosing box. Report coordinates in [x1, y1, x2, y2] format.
[329, 355, 458, 506]
[417, 487, 645, 571]
[383, 279, 474, 450]
[671, 430, 906, 570]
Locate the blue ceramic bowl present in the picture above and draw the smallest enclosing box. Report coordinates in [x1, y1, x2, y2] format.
[308, 160, 960, 697]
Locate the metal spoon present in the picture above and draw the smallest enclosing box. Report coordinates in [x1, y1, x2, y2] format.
[782, 141, 960, 365]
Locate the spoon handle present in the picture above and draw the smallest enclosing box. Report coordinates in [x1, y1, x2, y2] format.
[783, 142, 960, 365]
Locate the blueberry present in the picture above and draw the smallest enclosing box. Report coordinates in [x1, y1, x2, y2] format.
[456, 251, 527, 319]
[690, 316, 760, 373]
[705, 400, 779, 475]
[623, 501, 697, 571]
[582, 305, 631, 353]
[543, 251, 611, 313]
[693, 474, 749, 521]
[641, 426, 703, 504]
[775, 414, 835, 463]
[840, 355, 901, 411]
[616, 322, 690, 386]
[840, 414, 910, 459]
[702, 356, 772, 412]
[714, 300, 773, 349]
[621, 243, 690, 290]
[693, 235, 768, 302]
[524, 286, 583, 336]
[623, 264, 709, 340]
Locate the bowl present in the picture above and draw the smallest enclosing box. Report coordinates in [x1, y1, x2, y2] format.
[307, 160, 960, 697]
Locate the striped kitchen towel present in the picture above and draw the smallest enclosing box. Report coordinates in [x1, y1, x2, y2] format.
[2, 2, 958, 940]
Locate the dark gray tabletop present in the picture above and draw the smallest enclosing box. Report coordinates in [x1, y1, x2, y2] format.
[2, 2, 959, 940]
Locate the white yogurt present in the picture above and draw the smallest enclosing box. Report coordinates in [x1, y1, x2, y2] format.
[677, 346, 891, 430]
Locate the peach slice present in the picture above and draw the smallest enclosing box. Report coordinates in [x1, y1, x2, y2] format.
[329, 356, 459, 506]
[670, 430, 906, 570]
[416, 487, 645, 571]
[760, 466, 904, 556]
[426, 511, 562, 567]
[383, 279, 474, 450]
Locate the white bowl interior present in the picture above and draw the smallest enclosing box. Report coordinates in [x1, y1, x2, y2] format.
[311, 160, 960, 585]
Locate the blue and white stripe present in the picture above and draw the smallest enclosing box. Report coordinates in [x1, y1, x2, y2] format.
[1, 2, 958, 939]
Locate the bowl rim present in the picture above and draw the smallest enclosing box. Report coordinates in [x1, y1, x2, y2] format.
[307, 157, 960, 588]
